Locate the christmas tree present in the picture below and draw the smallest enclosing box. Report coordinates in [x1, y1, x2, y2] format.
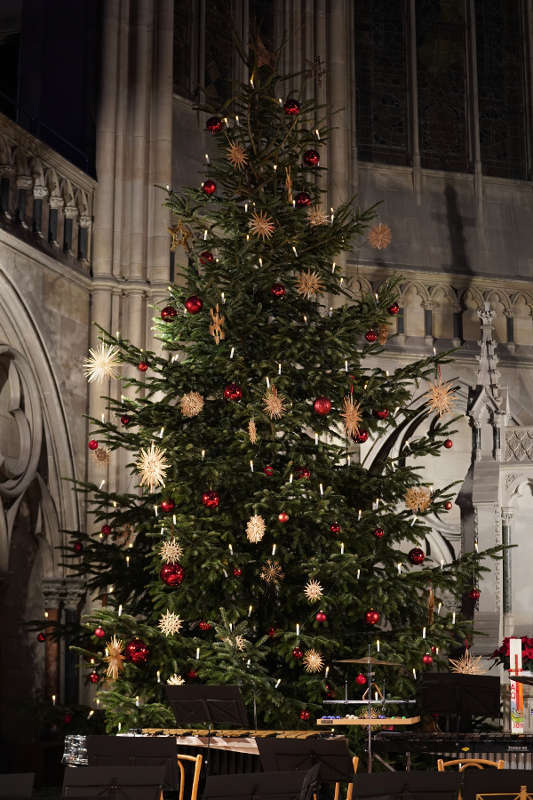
[67, 47, 499, 732]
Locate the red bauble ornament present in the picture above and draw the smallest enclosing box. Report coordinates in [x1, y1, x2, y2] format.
[365, 330, 378, 343]
[199, 621, 212, 631]
[374, 409, 389, 420]
[443, 439, 453, 449]
[137, 361, 148, 372]
[330, 522, 341, 534]
[161, 305, 177, 321]
[469, 588, 481, 601]
[232, 567, 242, 577]
[224, 383, 242, 401]
[64, 713, 72, 724]
[296, 466, 310, 480]
[160, 563, 184, 587]
[101, 524, 111, 536]
[200, 250, 214, 264]
[295, 191, 311, 208]
[303, 149, 320, 167]
[73, 541, 83, 553]
[187, 669, 198, 679]
[292, 647, 303, 660]
[185, 295, 203, 314]
[284, 98, 300, 115]
[202, 179, 216, 196]
[278, 512, 289, 523]
[315, 611, 327, 623]
[89, 672, 99, 684]
[264, 465, 274, 476]
[37, 632, 46, 642]
[355, 673, 367, 686]
[422, 653, 433, 665]
[120, 414, 131, 426]
[373, 527, 385, 539]
[271, 283, 286, 298]
[299, 710, 310, 721]
[160, 499, 175, 513]
[354, 430, 369, 444]
[313, 396, 332, 416]
[202, 490, 220, 509]
[206, 116, 223, 133]
[88, 439, 98, 451]
[124, 638, 150, 666]
[94, 626, 106, 639]
[365, 609, 380, 625]
[408, 547, 426, 565]
[444, 501, 453, 510]
[267, 627, 276, 638]
[388, 302, 400, 315]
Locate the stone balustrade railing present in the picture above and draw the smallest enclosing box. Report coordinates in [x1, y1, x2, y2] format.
[0, 113, 95, 271]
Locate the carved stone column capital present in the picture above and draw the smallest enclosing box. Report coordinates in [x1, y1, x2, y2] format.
[501, 508, 514, 525]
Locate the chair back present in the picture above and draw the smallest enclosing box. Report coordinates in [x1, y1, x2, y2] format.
[437, 757, 505, 772]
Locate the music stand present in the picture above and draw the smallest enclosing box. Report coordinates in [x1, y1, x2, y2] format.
[0, 774, 35, 799]
[352, 770, 461, 799]
[463, 770, 533, 800]
[87, 735, 178, 788]
[165, 685, 249, 727]
[257, 737, 355, 783]
[202, 765, 320, 800]
[421, 674, 500, 731]
[62, 765, 165, 800]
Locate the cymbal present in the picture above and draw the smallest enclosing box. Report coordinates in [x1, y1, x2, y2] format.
[334, 657, 402, 666]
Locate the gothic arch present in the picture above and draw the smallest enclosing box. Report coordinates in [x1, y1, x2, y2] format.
[0, 266, 80, 579]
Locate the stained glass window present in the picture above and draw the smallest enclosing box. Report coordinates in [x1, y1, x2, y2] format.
[475, 0, 527, 180]
[173, 0, 194, 99]
[416, 0, 470, 172]
[354, 0, 410, 166]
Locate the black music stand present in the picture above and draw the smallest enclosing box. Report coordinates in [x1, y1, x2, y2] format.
[87, 735, 178, 788]
[165, 685, 249, 727]
[352, 770, 461, 799]
[257, 737, 355, 783]
[0, 774, 35, 799]
[421, 674, 500, 731]
[202, 765, 320, 800]
[463, 769, 533, 800]
[62, 765, 165, 800]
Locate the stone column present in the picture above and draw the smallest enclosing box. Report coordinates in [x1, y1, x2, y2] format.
[502, 508, 513, 633]
[63, 579, 87, 706]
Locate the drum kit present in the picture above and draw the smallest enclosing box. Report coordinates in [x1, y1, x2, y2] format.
[318, 650, 419, 771]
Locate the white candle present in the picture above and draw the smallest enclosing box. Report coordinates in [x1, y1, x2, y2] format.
[296, 624, 300, 637]
[422, 627, 426, 639]
[157, 670, 161, 683]
[196, 647, 200, 660]
[248, 605, 253, 617]
[272, 544, 276, 556]
[340, 542, 344, 555]
[376, 639, 380, 652]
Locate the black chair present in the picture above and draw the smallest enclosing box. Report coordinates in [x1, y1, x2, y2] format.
[62, 765, 166, 800]
[87, 735, 178, 789]
[257, 738, 358, 800]
[352, 770, 461, 799]
[0, 774, 35, 799]
[202, 765, 320, 800]
[463, 769, 533, 800]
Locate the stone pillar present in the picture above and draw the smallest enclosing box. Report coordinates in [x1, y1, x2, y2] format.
[502, 508, 513, 631]
[63, 579, 87, 706]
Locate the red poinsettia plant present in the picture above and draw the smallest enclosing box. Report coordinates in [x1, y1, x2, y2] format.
[491, 636, 533, 669]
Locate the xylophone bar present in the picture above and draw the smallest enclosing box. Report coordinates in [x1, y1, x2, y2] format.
[141, 729, 324, 739]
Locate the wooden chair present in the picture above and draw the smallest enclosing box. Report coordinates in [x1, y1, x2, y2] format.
[437, 757, 505, 772]
[340, 755, 359, 800]
[177, 753, 203, 800]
